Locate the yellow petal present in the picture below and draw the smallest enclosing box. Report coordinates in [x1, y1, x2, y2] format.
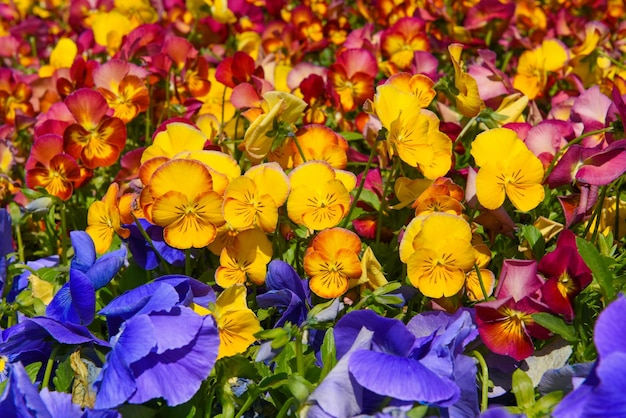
[475, 164, 507, 210]
[216, 309, 262, 359]
[149, 159, 213, 200]
[245, 162, 290, 206]
[470, 128, 529, 167]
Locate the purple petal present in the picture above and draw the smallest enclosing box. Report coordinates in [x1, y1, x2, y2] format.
[257, 289, 306, 327]
[114, 314, 157, 365]
[594, 294, 626, 359]
[87, 247, 126, 289]
[266, 260, 308, 302]
[149, 308, 203, 353]
[70, 231, 96, 272]
[93, 349, 137, 409]
[39, 389, 82, 418]
[348, 350, 459, 404]
[128, 313, 219, 406]
[583, 352, 626, 416]
[0, 362, 52, 417]
[307, 327, 374, 417]
[334, 310, 415, 359]
[29, 317, 108, 346]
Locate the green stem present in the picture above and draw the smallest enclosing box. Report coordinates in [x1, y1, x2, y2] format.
[543, 127, 614, 182]
[59, 204, 68, 265]
[292, 134, 308, 164]
[340, 143, 377, 228]
[41, 345, 60, 390]
[472, 350, 490, 412]
[276, 398, 295, 418]
[204, 378, 217, 418]
[474, 263, 489, 301]
[15, 222, 24, 263]
[234, 392, 256, 418]
[585, 185, 608, 243]
[376, 160, 397, 243]
[456, 115, 478, 144]
[185, 248, 192, 277]
[294, 329, 305, 376]
[144, 84, 152, 144]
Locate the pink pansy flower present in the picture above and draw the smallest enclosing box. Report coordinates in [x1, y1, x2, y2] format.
[476, 260, 551, 361]
[539, 230, 592, 321]
[569, 86, 613, 148]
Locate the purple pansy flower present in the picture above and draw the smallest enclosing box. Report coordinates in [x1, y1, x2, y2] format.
[553, 294, 626, 417]
[46, 232, 126, 325]
[124, 219, 184, 270]
[93, 278, 219, 409]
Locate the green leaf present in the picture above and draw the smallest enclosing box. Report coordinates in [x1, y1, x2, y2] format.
[52, 355, 73, 392]
[257, 373, 289, 390]
[25, 362, 42, 384]
[511, 369, 535, 409]
[520, 225, 545, 259]
[117, 404, 157, 418]
[531, 313, 577, 342]
[357, 189, 381, 209]
[319, 328, 336, 381]
[340, 132, 364, 141]
[406, 405, 429, 418]
[576, 237, 616, 301]
[287, 374, 313, 402]
[530, 391, 563, 417]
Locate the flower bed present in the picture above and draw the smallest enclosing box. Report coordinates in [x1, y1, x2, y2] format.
[0, 0, 625, 416]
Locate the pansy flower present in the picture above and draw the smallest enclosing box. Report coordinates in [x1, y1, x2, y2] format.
[46, 231, 126, 325]
[471, 127, 545, 212]
[193, 284, 262, 359]
[222, 162, 289, 233]
[539, 230, 592, 321]
[292, 124, 349, 169]
[475, 260, 551, 361]
[448, 43, 485, 117]
[25, 134, 81, 201]
[215, 228, 273, 288]
[86, 183, 130, 254]
[303, 227, 362, 299]
[287, 160, 356, 230]
[93, 59, 149, 124]
[513, 39, 569, 100]
[63, 88, 127, 169]
[380, 17, 429, 72]
[328, 48, 377, 112]
[400, 212, 475, 298]
[149, 159, 225, 249]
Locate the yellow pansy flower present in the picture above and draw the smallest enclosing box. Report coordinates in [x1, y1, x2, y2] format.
[448, 43, 485, 117]
[471, 128, 545, 212]
[513, 39, 569, 100]
[304, 228, 362, 299]
[193, 284, 262, 360]
[86, 183, 130, 254]
[287, 161, 355, 231]
[215, 228, 273, 288]
[149, 159, 225, 249]
[402, 213, 476, 298]
[223, 163, 289, 232]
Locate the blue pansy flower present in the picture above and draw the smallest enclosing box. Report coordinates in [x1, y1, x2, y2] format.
[553, 294, 626, 417]
[46, 232, 126, 325]
[306, 309, 473, 417]
[93, 277, 219, 409]
[0, 208, 13, 294]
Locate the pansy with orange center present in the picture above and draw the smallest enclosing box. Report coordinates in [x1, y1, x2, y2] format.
[385, 72, 436, 109]
[63, 88, 127, 169]
[93, 59, 150, 124]
[292, 124, 349, 169]
[25, 134, 81, 201]
[215, 228, 273, 288]
[448, 43, 485, 117]
[328, 48, 378, 112]
[192, 284, 262, 360]
[400, 212, 476, 298]
[149, 159, 225, 249]
[412, 177, 465, 216]
[222, 162, 289, 232]
[513, 39, 569, 100]
[380, 17, 429, 72]
[287, 160, 356, 231]
[86, 182, 130, 254]
[471, 127, 545, 212]
[304, 227, 362, 299]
